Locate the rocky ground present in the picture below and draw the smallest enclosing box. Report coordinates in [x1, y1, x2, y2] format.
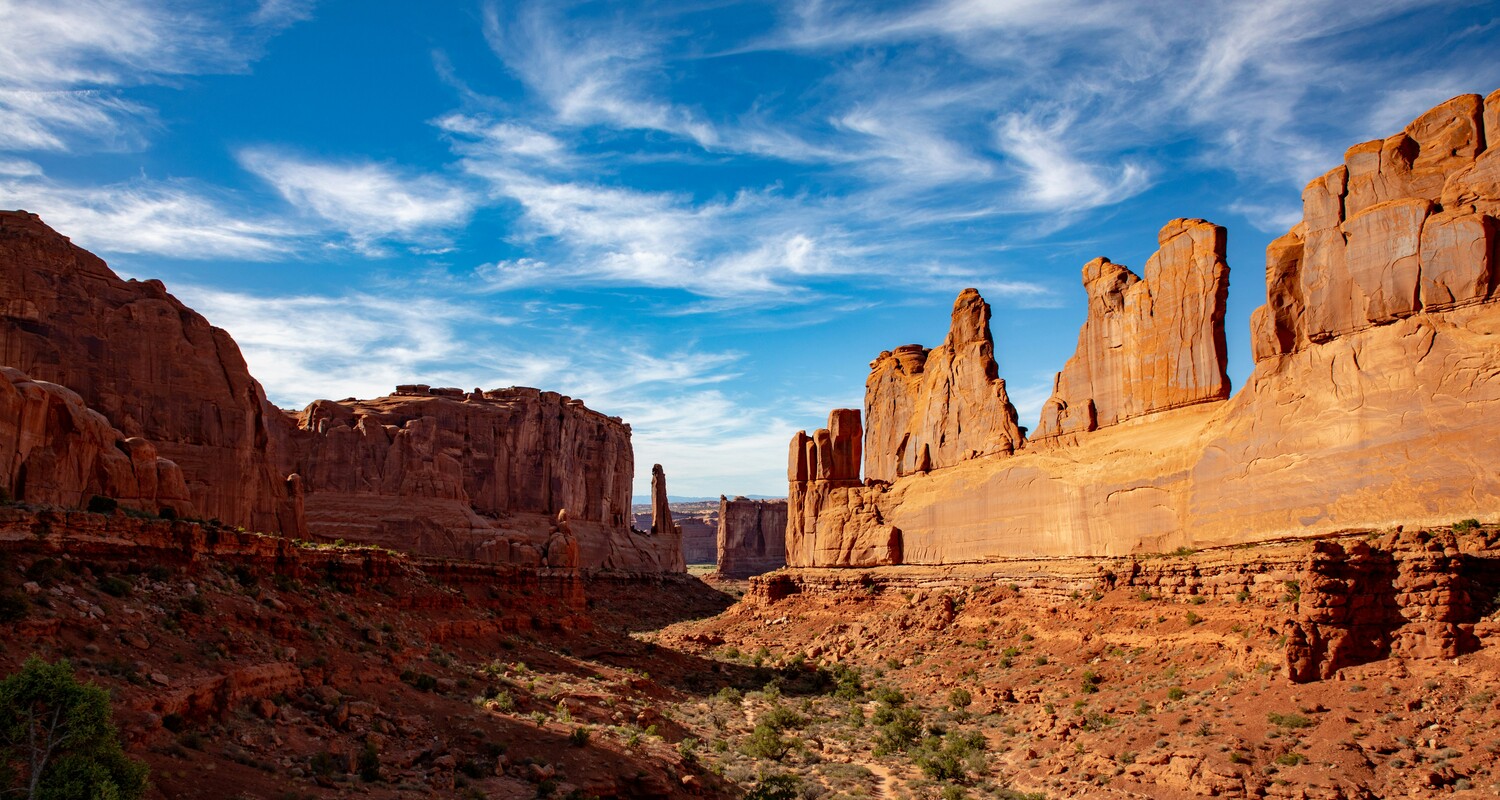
[4, 509, 1499, 799]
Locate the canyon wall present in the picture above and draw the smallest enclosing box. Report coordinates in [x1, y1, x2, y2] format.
[0, 212, 681, 573]
[286, 388, 678, 572]
[0, 211, 302, 535]
[788, 90, 1500, 567]
[715, 496, 788, 578]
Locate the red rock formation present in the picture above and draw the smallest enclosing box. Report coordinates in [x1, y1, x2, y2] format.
[0, 366, 192, 516]
[0, 211, 302, 534]
[632, 503, 716, 564]
[789, 90, 1500, 567]
[1251, 93, 1499, 357]
[286, 388, 677, 572]
[863, 289, 1023, 482]
[787, 409, 900, 567]
[1034, 219, 1230, 439]
[647, 464, 686, 572]
[715, 496, 788, 578]
[1285, 529, 1498, 682]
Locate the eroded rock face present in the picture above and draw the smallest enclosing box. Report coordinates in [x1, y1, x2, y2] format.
[787, 409, 901, 567]
[789, 90, 1500, 568]
[647, 464, 686, 572]
[286, 388, 677, 572]
[715, 496, 788, 578]
[863, 289, 1023, 482]
[0, 366, 193, 516]
[1252, 93, 1499, 358]
[1035, 219, 1230, 439]
[0, 211, 301, 534]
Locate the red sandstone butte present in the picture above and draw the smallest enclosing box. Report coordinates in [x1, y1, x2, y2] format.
[715, 496, 788, 579]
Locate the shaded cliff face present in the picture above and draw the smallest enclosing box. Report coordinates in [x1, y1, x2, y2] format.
[633, 502, 717, 564]
[1034, 219, 1230, 439]
[863, 289, 1024, 482]
[0, 211, 300, 534]
[0, 366, 193, 516]
[288, 388, 678, 572]
[715, 496, 788, 578]
[788, 89, 1500, 567]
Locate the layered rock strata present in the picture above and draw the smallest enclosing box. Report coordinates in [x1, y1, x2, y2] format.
[0, 211, 302, 534]
[863, 289, 1024, 482]
[646, 464, 686, 572]
[715, 496, 788, 578]
[287, 388, 676, 572]
[1034, 219, 1230, 439]
[788, 90, 1500, 567]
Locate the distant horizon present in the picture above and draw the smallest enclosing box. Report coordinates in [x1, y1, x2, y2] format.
[630, 495, 785, 507]
[2, 2, 1496, 497]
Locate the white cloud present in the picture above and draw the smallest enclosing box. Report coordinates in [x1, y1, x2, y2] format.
[237, 148, 477, 255]
[0, 0, 307, 153]
[995, 113, 1150, 211]
[1, 170, 291, 259]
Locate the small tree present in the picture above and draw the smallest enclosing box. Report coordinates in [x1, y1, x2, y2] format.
[0, 657, 148, 800]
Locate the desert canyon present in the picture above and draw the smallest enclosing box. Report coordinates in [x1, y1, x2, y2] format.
[2, 90, 1500, 800]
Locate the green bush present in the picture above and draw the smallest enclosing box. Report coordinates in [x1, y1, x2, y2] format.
[1267, 711, 1312, 729]
[744, 723, 793, 760]
[745, 774, 800, 800]
[97, 575, 132, 598]
[948, 687, 973, 709]
[568, 727, 590, 747]
[873, 706, 924, 755]
[0, 656, 149, 799]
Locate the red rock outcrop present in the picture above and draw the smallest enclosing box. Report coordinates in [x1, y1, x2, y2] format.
[1251, 92, 1500, 358]
[715, 496, 788, 578]
[789, 90, 1500, 567]
[787, 409, 901, 567]
[0, 366, 193, 516]
[0, 211, 302, 534]
[647, 463, 686, 572]
[863, 289, 1023, 482]
[1034, 219, 1230, 439]
[286, 388, 679, 572]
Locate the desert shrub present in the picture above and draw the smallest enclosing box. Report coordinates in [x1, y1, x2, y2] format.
[871, 686, 905, 706]
[357, 741, 381, 781]
[915, 729, 986, 781]
[1274, 752, 1306, 766]
[97, 575, 132, 598]
[744, 723, 793, 761]
[1452, 518, 1482, 533]
[568, 727, 590, 747]
[1166, 687, 1186, 701]
[745, 774, 800, 800]
[1080, 670, 1101, 694]
[948, 687, 973, 709]
[0, 657, 149, 799]
[873, 706, 924, 755]
[1267, 711, 1312, 729]
[760, 704, 805, 732]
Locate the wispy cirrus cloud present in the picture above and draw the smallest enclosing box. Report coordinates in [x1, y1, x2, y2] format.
[1, 168, 292, 259]
[237, 148, 478, 255]
[0, 0, 312, 153]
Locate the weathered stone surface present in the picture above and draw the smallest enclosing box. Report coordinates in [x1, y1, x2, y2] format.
[787, 409, 899, 567]
[287, 389, 677, 572]
[1268, 93, 1498, 349]
[1034, 219, 1230, 439]
[633, 502, 716, 564]
[646, 464, 685, 572]
[863, 289, 1022, 482]
[0, 366, 192, 516]
[715, 496, 787, 578]
[788, 89, 1500, 567]
[0, 211, 301, 534]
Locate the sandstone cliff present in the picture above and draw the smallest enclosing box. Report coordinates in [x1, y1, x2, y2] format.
[863, 289, 1024, 482]
[633, 503, 716, 564]
[0, 366, 193, 516]
[715, 496, 788, 578]
[285, 387, 677, 571]
[0, 212, 682, 573]
[788, 90, 1500, 567]
[0, 211, 302, 535]
[1034, 219, 1230, 439]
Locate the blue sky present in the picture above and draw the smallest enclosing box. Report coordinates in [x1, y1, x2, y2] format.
[2, 1, 1497, 497]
